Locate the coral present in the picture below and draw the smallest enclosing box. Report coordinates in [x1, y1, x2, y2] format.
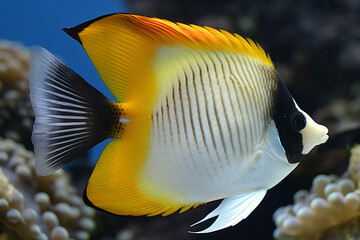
[0, 224, 20, 240]
[321, 217, 360, 240]
[0, 41, 34, 148]
[0, 137, 96, 240]
[0, 41, 29, 86]
[273, 144, 360, 240]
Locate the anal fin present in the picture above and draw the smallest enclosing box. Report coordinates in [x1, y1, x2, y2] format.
[190, 189, 267, 233]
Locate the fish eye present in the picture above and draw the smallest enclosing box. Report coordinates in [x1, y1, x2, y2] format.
[291, 113, 306, 131]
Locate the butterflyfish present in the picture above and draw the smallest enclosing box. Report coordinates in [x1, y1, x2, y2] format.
[29, 13, 329, 233]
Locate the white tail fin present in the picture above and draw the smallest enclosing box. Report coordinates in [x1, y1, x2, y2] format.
[29, 47, 112, 176]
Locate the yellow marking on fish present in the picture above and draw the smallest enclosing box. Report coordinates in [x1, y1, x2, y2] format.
[70, 13, 277, 216]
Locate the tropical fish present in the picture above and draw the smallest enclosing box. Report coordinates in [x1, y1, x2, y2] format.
[29, 13, 329, 233]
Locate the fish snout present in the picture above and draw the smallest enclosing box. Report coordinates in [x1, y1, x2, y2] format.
[318, 125, 329, 144]
[300, 113, 329, 155]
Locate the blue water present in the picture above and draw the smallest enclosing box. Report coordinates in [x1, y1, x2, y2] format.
[0, 1, 128, 164]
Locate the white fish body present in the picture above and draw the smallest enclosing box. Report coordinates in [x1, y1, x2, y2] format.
[141, 46, 292, 202]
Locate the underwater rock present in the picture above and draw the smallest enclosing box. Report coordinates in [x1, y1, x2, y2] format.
[0, 137, 96, 240]
[273, 144, 360, 240]
[0, 41, 34, 149]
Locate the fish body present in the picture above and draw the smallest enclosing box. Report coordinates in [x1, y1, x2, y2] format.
[29, 14, 329, 233]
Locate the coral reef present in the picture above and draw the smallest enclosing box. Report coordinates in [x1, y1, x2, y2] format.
[273, 144, 360, 240]
[0, 40, 97, 240]
[0, 41, 34, 149]
[0, 137, 96, 240]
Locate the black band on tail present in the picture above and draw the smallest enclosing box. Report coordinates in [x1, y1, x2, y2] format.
[29, 47, 112, 175]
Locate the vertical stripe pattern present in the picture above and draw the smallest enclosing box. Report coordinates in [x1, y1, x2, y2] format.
[142, 47, 279, 204]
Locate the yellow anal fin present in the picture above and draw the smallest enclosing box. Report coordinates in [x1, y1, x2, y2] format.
[84, 119, 196, 216]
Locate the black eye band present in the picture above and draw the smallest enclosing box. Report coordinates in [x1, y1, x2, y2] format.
[290, 112, 306, 132]
[272, 78, 305, 164]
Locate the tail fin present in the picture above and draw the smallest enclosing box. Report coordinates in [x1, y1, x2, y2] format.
[29, 47, 112, 176]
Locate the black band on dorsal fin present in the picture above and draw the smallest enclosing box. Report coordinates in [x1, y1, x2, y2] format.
[62, 13, 117, 44]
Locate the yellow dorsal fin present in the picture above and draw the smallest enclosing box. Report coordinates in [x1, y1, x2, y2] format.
[64, 13, 273, 109]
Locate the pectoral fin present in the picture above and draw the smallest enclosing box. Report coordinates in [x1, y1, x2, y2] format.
[190, 189, 267, 233]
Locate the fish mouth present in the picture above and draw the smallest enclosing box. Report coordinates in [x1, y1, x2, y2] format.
[320, 131, 329, 144]
[300, 112, 329, 155]
[313, 124, 329, 146]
